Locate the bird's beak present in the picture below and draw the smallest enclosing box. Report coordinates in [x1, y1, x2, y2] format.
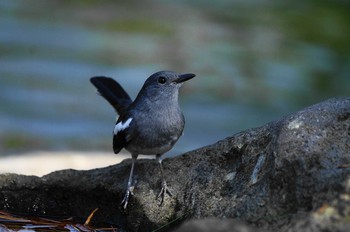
[175, 73, 196, 83]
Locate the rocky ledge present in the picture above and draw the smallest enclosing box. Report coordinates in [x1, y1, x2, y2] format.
[0, 97, 350, 232]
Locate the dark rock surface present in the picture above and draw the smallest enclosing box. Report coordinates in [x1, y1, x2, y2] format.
[0, 97, 350, 232]
[174, 218, 261, 232]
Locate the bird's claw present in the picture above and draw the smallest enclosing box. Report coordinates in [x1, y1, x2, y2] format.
[157, 181, 172, 205]
[121, 186, 134, 209]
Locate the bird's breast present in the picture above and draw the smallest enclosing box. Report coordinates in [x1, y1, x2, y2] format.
[125, 106, 184, 155]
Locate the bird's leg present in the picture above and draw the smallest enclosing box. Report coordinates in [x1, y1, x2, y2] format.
[156, 154, 172, 204]
[121, 154, 138, 209]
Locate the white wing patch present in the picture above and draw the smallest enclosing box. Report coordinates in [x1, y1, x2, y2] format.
[114, 118, 133, 135]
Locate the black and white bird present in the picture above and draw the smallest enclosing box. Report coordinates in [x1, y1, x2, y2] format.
[90, 71, 195, 208]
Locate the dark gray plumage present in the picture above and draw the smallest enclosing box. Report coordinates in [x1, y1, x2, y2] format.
[90, 71, 195, 208]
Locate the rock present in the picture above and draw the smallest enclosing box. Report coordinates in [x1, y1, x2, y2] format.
[0, 97, 349, 232]
[174, 218, 260, 232]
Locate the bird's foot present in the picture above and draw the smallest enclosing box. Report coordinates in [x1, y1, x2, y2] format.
[121, 185, 134, 209]
[157, 181, 172, 205]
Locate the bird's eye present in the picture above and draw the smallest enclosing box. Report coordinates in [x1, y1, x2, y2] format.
[158, 77, 166, 84]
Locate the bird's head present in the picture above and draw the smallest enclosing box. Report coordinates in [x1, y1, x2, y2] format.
[136, 71, 195, 103]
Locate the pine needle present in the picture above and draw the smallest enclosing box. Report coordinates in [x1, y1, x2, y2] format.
[84, 208, 99, 226]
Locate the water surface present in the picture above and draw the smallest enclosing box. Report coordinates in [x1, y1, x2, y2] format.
[0, 0, 349, 157]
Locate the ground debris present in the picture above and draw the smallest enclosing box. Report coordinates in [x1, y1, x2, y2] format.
[0, 210, 119, 231]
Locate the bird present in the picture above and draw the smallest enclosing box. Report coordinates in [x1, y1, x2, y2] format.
[90, 71, 195, 208]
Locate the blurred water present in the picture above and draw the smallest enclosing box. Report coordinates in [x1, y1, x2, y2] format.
[0, 0, 349, 157]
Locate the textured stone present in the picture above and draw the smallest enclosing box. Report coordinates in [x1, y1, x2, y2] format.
[0, 97, 349, 232]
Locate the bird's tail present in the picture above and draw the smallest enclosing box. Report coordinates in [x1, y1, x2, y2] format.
[90, 76, 132, 115]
